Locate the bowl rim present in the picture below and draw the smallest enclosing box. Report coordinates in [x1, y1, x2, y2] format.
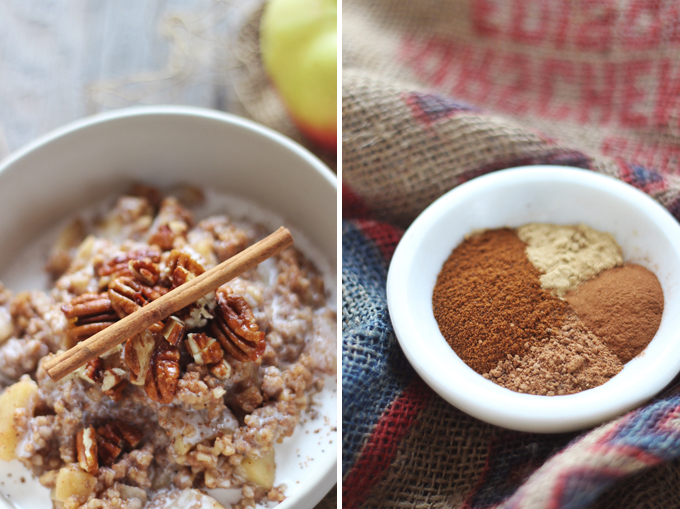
[0, 105, 337, 509]
[0, 105, 337, 191]
[386, 165, 680, 433]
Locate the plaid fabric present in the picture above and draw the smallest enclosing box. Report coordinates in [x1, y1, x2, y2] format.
[342, 0, 680, 508]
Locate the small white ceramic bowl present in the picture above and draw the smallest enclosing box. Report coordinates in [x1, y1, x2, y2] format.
[387, 166, 680, 433]
[0, 106, 337, 508]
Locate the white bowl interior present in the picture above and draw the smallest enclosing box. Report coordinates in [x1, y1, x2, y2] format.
[0, 107, 337, 508]
[387, 166, 680, 433]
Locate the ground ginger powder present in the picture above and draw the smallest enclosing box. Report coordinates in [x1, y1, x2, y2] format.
[517, 223, 623, 297]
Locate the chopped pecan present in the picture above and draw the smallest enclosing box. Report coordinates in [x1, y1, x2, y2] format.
[79, 358, 104, 385]
[211, 290, 265, 362]
[96, 421, 143, 467]
[61, 293, 118, 342]
[148, 225, 176, 251]
[144, 337, 181, 404]
[194, 217, 250, 262]
[148, 197, 193, 250]
[76, 426, 99, 475]
[124, 330, 155, 386]
[101, 368, 128, 401]
[97, 438, 122, 467]
[209, 359, 232, 380]
[186, 333, 223, 365]
[158, 251, 210, 323]
[162, 316, 186, 346]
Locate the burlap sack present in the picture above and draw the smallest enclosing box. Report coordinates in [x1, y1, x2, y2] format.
[343, 0, 680, 227]
[232, 6, 336, 509]
[342, 1, 680, 508]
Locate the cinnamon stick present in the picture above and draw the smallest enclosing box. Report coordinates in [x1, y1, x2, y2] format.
[44, 226, 293, 382]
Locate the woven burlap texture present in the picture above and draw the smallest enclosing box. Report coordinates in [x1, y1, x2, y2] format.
[343, 0, 680, 227]
[361, 402, 496, 508]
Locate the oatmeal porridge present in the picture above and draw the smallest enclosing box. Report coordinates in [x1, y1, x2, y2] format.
[0, 185, 337, 509]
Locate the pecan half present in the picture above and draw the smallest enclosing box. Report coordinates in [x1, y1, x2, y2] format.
[108, 277, 144, 316]
[96, 421, 143, 467]
[108, 277, 165, 332]
[76, 426, 99, 475]
[186, 333, 223, 365]
[144, 337, 181, 404]
[61, 293, 118, 342]
[96, 248, 161, 283]
[158, 251, 211, 324]
[211, 290, 265, 362]
[163, 250, 205, 289]
[124, 330, 155, 386]
[162, 316, 186, 347]
[129, 258, 160, 286]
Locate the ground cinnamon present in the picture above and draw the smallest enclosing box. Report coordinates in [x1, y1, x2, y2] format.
[432, 228, 570, 374]
[565, 263, 664, 363]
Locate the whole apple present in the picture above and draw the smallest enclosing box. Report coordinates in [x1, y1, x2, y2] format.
[260, 0, 337, 153]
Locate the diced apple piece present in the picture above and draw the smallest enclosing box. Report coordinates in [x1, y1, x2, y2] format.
[118, 484, 147, 504]
[0, 307, 12, 344]
[172, 436, 192, 456]
[0, 379, 38, 460]
[240, 450, 275, 490]
[54, 465, 96, 502]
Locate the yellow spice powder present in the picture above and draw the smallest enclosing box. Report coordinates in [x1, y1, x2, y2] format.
[516, 223, 623, 297]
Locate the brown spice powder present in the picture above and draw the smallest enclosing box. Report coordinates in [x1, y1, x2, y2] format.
[565, 263, 664, 363]
[432, 228, 570, 374]
[485, 313, 623, 395]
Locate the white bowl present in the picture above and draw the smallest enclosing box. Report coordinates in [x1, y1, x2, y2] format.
[387, 166, 680, 433]
[0, 106, 337, 508]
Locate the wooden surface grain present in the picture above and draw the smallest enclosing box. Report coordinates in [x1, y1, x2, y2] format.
[0, 0, 258, 158]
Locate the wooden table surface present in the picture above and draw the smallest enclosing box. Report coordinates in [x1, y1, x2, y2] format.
[0, 0, 259, 158]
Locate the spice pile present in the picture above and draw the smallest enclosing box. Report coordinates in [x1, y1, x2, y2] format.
[432, 224, 664, 396]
